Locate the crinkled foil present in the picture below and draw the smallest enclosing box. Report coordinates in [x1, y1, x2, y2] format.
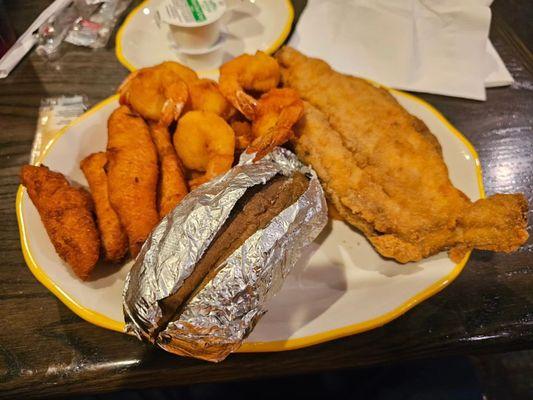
[123, 148, 327, 362]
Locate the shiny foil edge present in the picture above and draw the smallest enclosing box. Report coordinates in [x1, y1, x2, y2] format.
[123, 148, 328, 361]
[158, 156, 327, 361]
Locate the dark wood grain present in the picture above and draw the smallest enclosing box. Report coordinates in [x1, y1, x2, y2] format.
[0, 0, 532, 398]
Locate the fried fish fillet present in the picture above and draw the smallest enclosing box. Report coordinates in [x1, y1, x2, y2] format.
[80, 152, 128, 262]
[107, 105, 159, 257]
[149, 122, 189, 218]
[277, 47, 528, 262]
[20, 165, 100, 279]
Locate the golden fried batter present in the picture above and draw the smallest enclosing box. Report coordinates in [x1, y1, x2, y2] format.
[188, 79, 235, 120]
[118, 61, 196, 125]
[107, 105, 159, 257]
[20, 165, 100, 279]
[449, 194, 529, 261]
[80, 152, 128, 262]
[219, 51, 280, 119]
[278, 47, 528, 262]
[174, 111, 235, 189]
[248, 88, 304, 160]
[231, 119, 254, 151]
[149, 123, 189, 218]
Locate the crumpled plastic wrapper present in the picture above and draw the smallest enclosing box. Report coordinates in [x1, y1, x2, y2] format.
[123, 148, 327, 362]
[31, 95, 87, 164]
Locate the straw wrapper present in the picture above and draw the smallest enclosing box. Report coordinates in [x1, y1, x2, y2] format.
[123, 148, 327, 362]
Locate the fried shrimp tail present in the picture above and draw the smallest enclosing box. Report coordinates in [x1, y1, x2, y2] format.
[219, 51, 280, 120]
[173, 111, 235, 189]
[248, 88, 304, 160]
[107, 106, 159, 257]
[20, 165, 100, 279]
[160, 80, 189, 126]
[231, 119, 254, 151]
[80, 152, 128, 262]
[149, 123, 189, 217]
[118, 61, 196, 125]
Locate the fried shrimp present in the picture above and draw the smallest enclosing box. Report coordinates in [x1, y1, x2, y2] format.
[107, 105, 159, 257]
[173, 111, 235, 189]
[219, 51, 280, 120]
[80, 152, 128, 262]
[231, 119, 254, 151]
[248, 88, 304, 160]
[118, 61, 197, 125]
[149, 123, 189, 217]
[188, 79, 235, 120]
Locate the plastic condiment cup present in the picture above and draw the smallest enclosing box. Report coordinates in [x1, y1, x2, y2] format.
[158, 0, 226, 51]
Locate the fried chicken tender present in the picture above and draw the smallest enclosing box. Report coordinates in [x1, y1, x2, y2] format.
[278, 47, 528, 262]
[80, 152, 128, 262]
[149, 123, 189, 217]
[20, 165, 100, 279]
[107, 106, 159, 257]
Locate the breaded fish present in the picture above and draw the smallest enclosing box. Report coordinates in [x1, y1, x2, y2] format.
[80, 152, 129, 262]
[20, 165, 100, 279]
[107, 105, 159, 257]
[278, 47, 528, 262]
[149, 123, 189, 218]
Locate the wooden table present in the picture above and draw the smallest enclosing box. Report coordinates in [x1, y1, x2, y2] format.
[0, 1, 531, 398]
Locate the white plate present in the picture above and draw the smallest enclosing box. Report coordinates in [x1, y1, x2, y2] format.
[115, 0, 294, 78]
[16, 90, 484, 352]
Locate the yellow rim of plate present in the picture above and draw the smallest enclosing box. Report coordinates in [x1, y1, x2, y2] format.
[16, 89, 485, 351]
[115, 0, 295, 73]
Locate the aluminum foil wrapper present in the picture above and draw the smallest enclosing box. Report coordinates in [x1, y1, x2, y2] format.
[123, 148, 327, 362]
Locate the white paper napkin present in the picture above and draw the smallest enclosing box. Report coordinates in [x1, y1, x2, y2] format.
[289, 0, 513, 100]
